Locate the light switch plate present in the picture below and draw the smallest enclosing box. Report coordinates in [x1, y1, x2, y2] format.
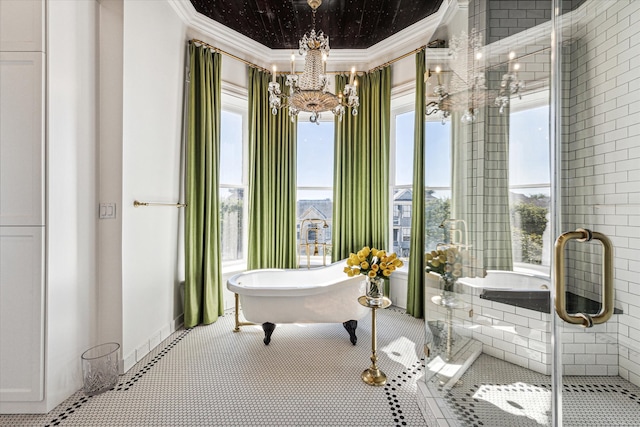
[99, 202, 116, 219]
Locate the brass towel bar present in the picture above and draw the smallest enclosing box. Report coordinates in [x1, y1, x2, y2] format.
[133, 200, 186, 208]
[554, 228, 614, 328]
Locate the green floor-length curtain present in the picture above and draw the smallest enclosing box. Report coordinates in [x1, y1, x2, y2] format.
[184, 44, 224, 328]
[407, 49, 426, 318]
[451, 71, 513, 273]
[247, 68, 297, 269]
[332, 67, 391, 261]
[483, 70, 513, 270]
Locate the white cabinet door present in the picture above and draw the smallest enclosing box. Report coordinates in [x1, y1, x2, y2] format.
[0, 0, 44, 52]
[0, 52, 45, 226]
[0, 226, 44, 402]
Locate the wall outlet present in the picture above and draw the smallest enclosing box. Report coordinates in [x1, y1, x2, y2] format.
[99, 202, 116, 219]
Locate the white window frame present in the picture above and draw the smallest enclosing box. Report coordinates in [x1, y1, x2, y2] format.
[220, 84, 249, 273]
[389, 90, 415, 257]
[390, 86, 453, 258]
[508, 89, 551, 271]
[296, 113, 335, 267]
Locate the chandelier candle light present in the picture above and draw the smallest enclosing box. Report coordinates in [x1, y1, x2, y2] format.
[268, 0, 359, 124]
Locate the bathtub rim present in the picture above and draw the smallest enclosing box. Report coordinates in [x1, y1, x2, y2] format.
[457, 269, 551, 292]
[227, 259, 366, 297]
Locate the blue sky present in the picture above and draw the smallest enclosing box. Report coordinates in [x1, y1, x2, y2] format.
[509, 106, 550, 187]
[396, 111, 452, 188]
[221, 106, 550, 195]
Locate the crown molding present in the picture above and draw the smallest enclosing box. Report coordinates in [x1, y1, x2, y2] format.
[168, 0, 275, 68]
[167, 0, 192, 24]
[358, 0, 450, 70]
[221, 81, 248, 101]
[440, 0, 469, 28]
[168, 0, 460, 72]
[391, 80, 417, 99]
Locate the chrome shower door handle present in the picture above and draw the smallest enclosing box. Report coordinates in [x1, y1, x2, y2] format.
[554, 228, 614, 328]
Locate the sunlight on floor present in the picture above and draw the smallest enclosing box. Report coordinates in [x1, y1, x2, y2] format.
[472, 381, 551, 425]
[382, 336, 419, 367]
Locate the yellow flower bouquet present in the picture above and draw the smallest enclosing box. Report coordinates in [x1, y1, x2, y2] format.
[344, 246, 403, 305]
[343, 246, 404, 279]
[425, 246, 485, 293]
[425, 246, 464, 292]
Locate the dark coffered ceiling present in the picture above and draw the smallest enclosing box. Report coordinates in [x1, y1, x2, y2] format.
[189, 0, 444, 49]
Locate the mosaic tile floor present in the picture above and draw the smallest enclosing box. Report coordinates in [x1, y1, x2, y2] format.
[4, 308, 640, 426]
[1, 307, 428, 427]
[427, 354, 640, 427]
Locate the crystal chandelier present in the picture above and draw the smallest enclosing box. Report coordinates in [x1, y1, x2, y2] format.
[494, 51, 525, 114]
[426, 29, 526, 123]
[268, 0, 359, 124]
[425, 29, 487, 125]
[425, 66, 451, 124]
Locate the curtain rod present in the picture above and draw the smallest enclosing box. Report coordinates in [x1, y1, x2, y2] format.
[190, 39, 271, 73]
[369, 46, 425, 72]
[190, 39, 425, 75]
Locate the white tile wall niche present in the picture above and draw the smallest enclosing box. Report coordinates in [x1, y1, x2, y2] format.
[425, 274, 620, 376]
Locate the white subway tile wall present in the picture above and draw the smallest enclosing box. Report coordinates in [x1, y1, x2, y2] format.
[562, 0, 640, 387]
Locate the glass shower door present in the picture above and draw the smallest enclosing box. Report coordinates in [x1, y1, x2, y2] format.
[419, 0, 557, 424]
[552, 0, 640, 425]
[418, 0, 640, 426]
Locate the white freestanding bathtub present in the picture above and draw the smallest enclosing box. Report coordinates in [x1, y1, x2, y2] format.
[227, 260, 370, 345]
[457, 270, 550, 292]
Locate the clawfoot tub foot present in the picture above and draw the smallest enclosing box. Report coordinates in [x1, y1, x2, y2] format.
[343, 320, 358, 345]
[262, 322, 276, 345]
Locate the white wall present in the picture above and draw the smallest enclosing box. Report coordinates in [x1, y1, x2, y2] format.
[46, 0, 99, 410]
[120, 0, 187, 370]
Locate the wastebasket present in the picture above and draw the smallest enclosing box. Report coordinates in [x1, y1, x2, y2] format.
[81, 342, 120, 396]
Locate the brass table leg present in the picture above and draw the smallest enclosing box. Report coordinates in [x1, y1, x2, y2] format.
[361, 306, 387, 386]
[446, 306, 453, 361]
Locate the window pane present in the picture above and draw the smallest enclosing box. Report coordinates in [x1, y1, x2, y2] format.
[425, 192, 451, 252]
[297, 122, 334, 187]
[395, 111, 414, 185]
[297, 120, 334, 267]
[220, 110, 243, 185]
[425, 121, 451, 188]
[509, 189, 550, 265]
[509, 106, 550, 187]
[394, 114, 452, 257]
[424, 120, 452, 253]
[219, 187, 244, 261]
[509, 106, 551, 266]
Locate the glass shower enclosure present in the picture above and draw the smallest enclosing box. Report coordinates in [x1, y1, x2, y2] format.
[419, 1, 640, 425]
